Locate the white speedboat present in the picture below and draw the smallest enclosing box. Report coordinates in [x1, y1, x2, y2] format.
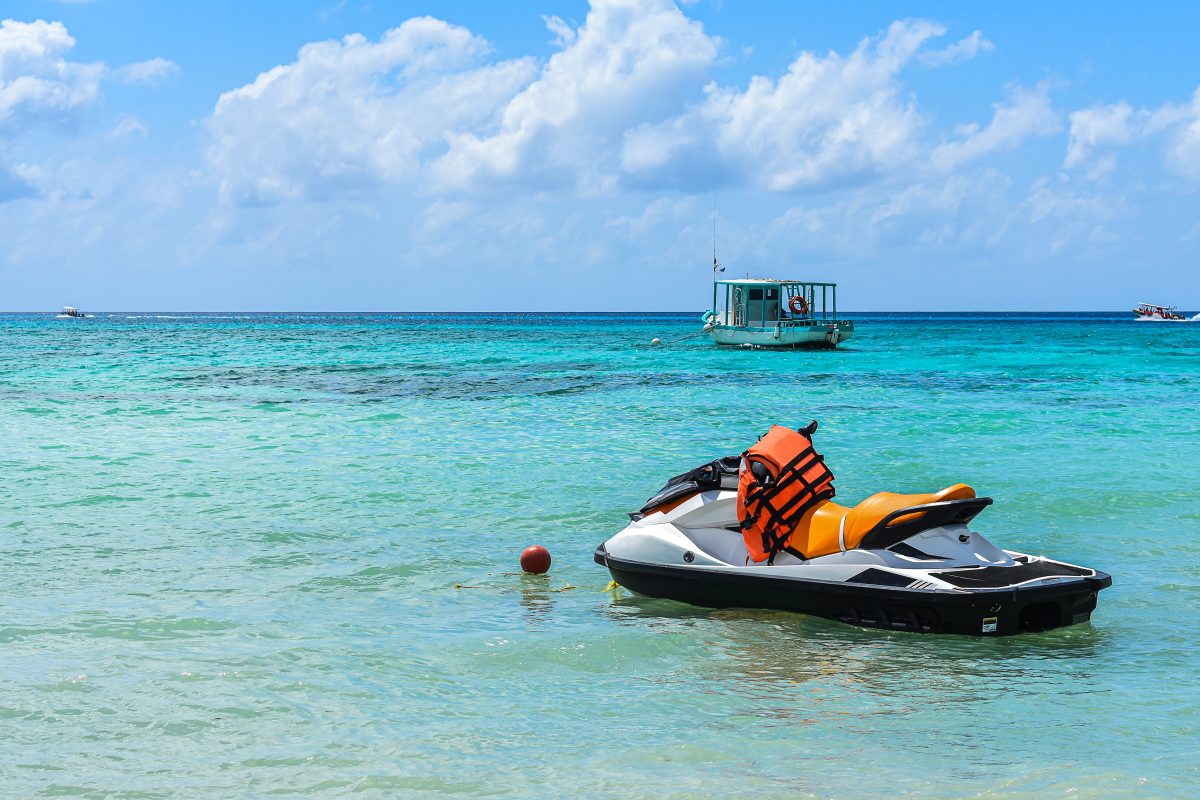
[57, 306, 89, 318]
[1132, 302, 1189, 321]
[703, 278, 853, 347]
[596, 423, 1110, 636]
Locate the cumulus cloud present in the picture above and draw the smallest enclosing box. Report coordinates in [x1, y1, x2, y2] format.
[1065, 103, 1133, 165]
[1159, 90, 1200, 180]
[113, 57, 180, 86]
[620, 19, 943, 192]
[207, 17, 537, 204]
[931, 83, 1060, 171]
[206, 4, 1074, 207]
[1065, 89, 1200, 180]
[208, 0, 718, 203]
[433, 0, 717, 191]
[0, 18, 103, 127]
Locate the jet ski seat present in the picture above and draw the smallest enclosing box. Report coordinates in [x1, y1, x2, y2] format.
[788, 484, 976, 559]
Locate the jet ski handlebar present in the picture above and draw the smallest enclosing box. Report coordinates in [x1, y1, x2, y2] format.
[858, 497, 994, 551]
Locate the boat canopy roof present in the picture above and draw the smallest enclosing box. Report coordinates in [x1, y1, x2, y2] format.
[715, 278, 837, 287]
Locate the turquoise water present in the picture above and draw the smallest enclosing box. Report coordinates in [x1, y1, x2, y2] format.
[1, 312, 1197, 798]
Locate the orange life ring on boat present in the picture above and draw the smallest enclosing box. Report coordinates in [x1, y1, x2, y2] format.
[788, 295, 809, 316]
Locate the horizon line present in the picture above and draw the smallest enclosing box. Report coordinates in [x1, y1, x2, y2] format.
[0, 309, 1162, 315]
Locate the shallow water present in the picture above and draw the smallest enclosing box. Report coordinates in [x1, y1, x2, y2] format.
[1, 312, 1197, 798]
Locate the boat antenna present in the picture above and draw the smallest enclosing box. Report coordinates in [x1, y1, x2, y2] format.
[712, 195, 723, 275]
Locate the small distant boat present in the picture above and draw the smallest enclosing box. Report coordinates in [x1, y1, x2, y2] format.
[703, 277, 854, 348]
[57, 306, 90, 318]
[1132, 302, 1188, 322]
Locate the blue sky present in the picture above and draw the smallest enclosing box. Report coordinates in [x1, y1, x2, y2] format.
[2, 0, 1199, 311]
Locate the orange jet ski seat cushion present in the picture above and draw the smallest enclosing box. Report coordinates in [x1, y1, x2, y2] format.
[787, 484, 976, 559]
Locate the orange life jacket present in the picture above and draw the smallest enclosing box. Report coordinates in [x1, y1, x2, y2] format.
[737, 424, 835, 563]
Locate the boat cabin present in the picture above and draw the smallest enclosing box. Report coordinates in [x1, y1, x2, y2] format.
[711, 279, 840, 327]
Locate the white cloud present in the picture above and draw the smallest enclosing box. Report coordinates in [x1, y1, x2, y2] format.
[207, 17, 537, 205]
[605, 195, 695, 237]
[919, 30, 993, 68]
[113, 57, 180, 86]
[1064, 89, 1200, 180]
[985, 174, 1123, 256]
[542, 15, 576, 48]
[931, 83, 1060, 171]
[1161, 89, 1200, 180]
[205, 8, 1041, 204]
[416, 198, 472, 234]
[208, 1, 718, 204]
[317, 1, 348, 22]
[107, 114, 148, 141]
[1063, 101, 1154, 176]
[620, 19, 944, 192]
[762, 168, 1011, 256]
[871, 169, 1007, 227]
[0, 162, 36, 202]
[0, 18, 103, 127]
[434, 0, 717, 192]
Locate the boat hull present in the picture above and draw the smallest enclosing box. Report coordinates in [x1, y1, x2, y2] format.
[595, 544, 1110, 636]
[708, 320, 854, 348]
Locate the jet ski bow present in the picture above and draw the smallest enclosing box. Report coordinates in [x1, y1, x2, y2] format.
[595, 423, 1111, 636]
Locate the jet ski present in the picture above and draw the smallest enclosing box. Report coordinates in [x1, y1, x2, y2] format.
[595, 422, 1111, 636]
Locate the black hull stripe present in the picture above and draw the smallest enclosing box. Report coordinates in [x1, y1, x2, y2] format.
[595, 544, 1111, 637]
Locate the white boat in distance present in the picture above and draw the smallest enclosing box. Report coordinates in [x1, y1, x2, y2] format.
[57, 306, 90, 318]
[703, 278, 854, 348]
[1132, 302, 1195, 322]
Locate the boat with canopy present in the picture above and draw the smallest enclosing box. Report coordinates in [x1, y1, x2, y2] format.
[1132, 302, 1190, 321]
[702, 278, 854, 347]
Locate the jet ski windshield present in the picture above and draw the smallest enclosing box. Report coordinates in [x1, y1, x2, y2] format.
[637, 455, 740, 517]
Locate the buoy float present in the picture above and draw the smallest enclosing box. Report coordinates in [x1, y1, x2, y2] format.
[650, 337, 662, 345]
[520, 545, 552, 574]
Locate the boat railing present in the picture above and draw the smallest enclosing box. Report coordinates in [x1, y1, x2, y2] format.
[710, 280, 844, 329]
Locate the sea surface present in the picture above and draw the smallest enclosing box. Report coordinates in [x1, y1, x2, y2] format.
[1, 311, 1197, 798]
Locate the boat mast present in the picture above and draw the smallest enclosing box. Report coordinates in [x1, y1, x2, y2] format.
[711, 197, 718, 317]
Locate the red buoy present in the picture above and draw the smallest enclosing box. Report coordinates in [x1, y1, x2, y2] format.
[520, 545, 552, 574]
